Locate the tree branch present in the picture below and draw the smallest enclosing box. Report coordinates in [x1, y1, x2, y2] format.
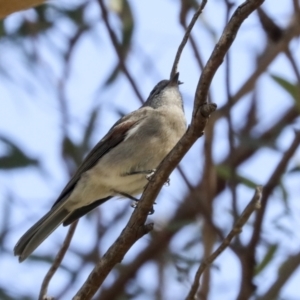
[236, 130, 300, 300]
[257, 251, 300, 300]
[97, 0, 144, 104]
[217, 10, 300, 117]
[170, 0, 208, 78]
[186, 186, 262, 300]
[73, 0, 264, 298]
[249, 130, 300, 252]
[39, 221, 78, 300]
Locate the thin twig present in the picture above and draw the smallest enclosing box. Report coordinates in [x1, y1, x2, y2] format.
[178, 4, 214, 105]
[294, 0, 300, 13]
[224, 0, 239, 224]
[248, 130, 300, 253]
[185, 186, 263, 300]
[177, 165, 194, 191]
[285, 48, 300, 84]
[96, 188, 226, 300]
[178, 0, 205, 72]
[193, 0, 265, 114]
[257, 7, 300, 86]
[97, 0, 144, 104]
[197, 125, 215, 300]
[170, 0, 208, 78]
[39, 221, 78, 300]
[217, 13, 300, 118]
[236, 130, 300, 300]
[257, 251, 300, 300]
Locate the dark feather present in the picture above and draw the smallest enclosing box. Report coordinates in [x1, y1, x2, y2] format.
[62, 196, 112, 226]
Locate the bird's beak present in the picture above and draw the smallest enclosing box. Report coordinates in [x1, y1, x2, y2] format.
[169, 72, 183, 86]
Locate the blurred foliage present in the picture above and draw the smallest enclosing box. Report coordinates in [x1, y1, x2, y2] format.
[255, 243, 278, 275]
[271, 74, 300, 111]
[0, 1, 300, 300]
[0, 136, 39, 169]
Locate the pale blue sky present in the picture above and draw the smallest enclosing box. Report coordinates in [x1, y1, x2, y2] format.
[0, 1, 299, 299]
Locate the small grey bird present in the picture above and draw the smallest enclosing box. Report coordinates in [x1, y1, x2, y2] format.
[14, 72, 186, 262]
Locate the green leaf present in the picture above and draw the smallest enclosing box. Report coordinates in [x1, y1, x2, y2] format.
[271, 74, 300, 111]
[215, 165, 231, 179]
[118, 0, 134, 50]
[0, 136, 39, 169]
[215, 165, 257, 188]
[255, 244, 278, 275]
[55, 2, 89, 26]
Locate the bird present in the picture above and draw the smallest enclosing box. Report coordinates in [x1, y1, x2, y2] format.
[14, 72, 187, 262]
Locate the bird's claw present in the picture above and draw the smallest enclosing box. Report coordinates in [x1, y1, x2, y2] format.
[146, 169, 171, 186]
[148, 206, 155, 215]
[130, 200, 156, 215]
[164, 178, 171, 186]
[130, 200, 139, 209]
[146, 169, 156, 181]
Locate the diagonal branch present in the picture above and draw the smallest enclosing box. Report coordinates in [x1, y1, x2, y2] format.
[170, 0, 208, 78]
[39, 221, 78, 300]
[248, 130, 300, 253]
[73, 0, 264, 299]
[97, 187, 224, 300]
[193, 0, 265, 114]
[217, 11, 300, 118]
[97, 0, 144, 104]
[257, 251, 300, 300]
[185, 186, 263, 300]
[236, 130, 300, 300]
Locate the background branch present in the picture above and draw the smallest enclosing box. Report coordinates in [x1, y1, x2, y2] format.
[73, 0, 264, 298]
[39, 221, 78, 300]
[97, 0, 144, 104]
[186, 186, 262, 300]
[170, 0, 208, 78]
[2, 0, 299, 299]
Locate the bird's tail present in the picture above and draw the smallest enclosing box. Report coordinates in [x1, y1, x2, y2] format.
[14, 202, 71, 262]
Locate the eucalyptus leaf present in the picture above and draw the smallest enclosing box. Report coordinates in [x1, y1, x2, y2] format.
[0, 136, 39, 169]
[255, 244, 278, 275]
[271, 74, 300, 111]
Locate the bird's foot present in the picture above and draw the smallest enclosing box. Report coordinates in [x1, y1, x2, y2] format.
[126, 169, 170, 186]
[145, 169, 170, 186]
[146, 169, 156, 181]
[115, 190, 155, 215]
[130, 199, 155, 215]
[164, 178, 171, 186]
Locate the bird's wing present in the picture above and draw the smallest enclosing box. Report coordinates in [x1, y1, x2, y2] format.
[52, 107, 152, 207]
